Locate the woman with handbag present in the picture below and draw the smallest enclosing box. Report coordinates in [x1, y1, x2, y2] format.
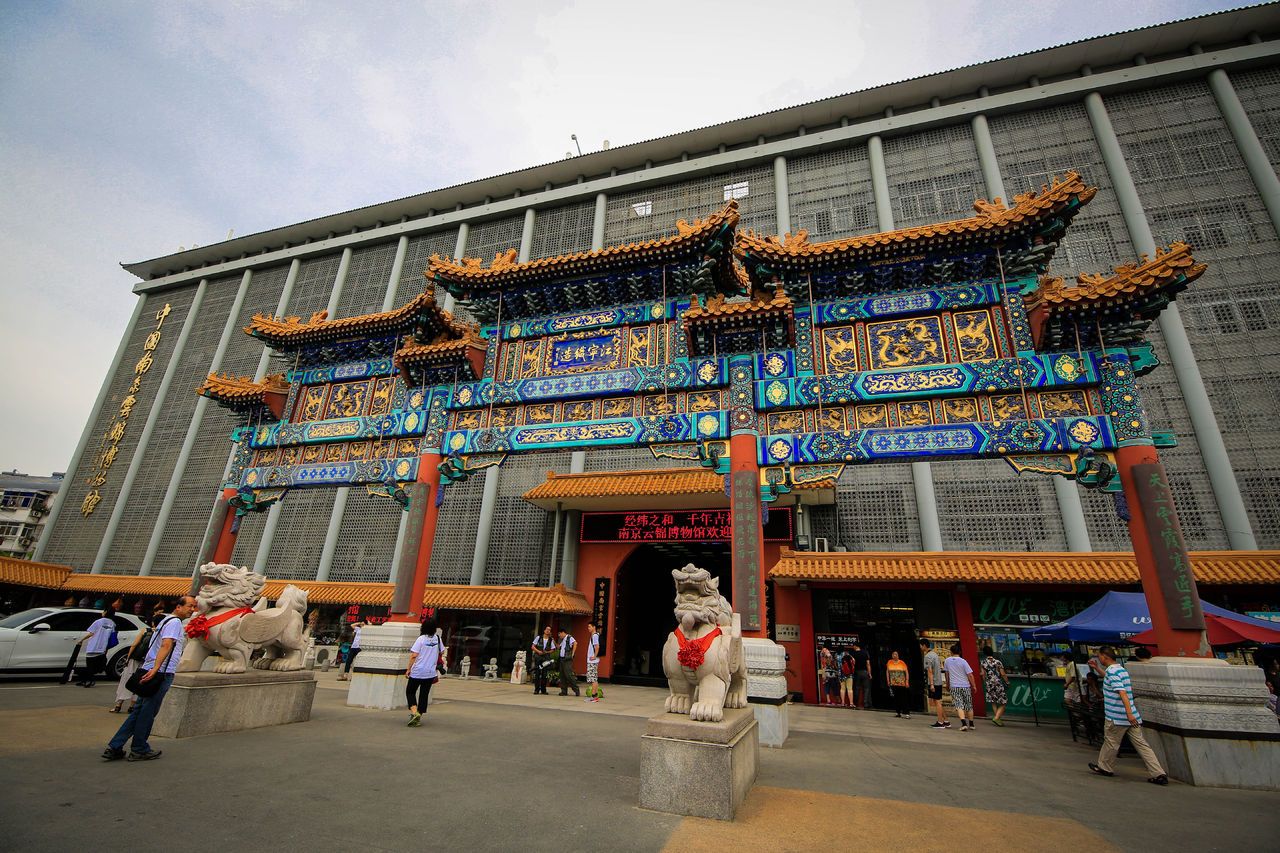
[404, 617, 442, 728]
[110, 613, 156, 713]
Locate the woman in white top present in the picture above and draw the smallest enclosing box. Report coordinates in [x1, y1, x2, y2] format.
[404, 618, 442, 728]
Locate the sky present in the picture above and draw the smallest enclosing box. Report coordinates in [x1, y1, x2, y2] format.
[0, 0, 1250, 477]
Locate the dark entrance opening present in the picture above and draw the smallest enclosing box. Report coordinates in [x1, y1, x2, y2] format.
[612, 542, 731, 687]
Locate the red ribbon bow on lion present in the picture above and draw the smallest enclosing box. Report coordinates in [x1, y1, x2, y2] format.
[674, 626, 721, 670]
[184, 608, 255, 640]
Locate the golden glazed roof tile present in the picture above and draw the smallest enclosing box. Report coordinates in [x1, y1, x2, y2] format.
[246, 290, 476, 347]
[39, 568, 589, 614]
[523, 468, 725, 501]
[769, 549, 1280, 586]
[427, 201, 740, 289]
[1030, 242, 1207, 312]
[196, 373, 289, 407]
[0, 557, 72, 590]
[734, 172, 1096, 270]
[683, 286, 794, 324]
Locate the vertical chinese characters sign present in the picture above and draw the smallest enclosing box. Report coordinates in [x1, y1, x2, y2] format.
[731, 470, 762, 632]
[1133, 463, 1205, 631]
[82, 303, 171, 516]
[593, 577, 611, 659]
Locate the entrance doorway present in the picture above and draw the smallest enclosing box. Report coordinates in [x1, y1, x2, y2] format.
[612, 542, 731, 686]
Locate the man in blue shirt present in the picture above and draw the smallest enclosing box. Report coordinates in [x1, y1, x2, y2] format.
[101, 595, 197, 763]
[1088, 646, 1168, 785]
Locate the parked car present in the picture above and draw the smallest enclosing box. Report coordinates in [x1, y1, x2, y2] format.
[0, 607, 148, 679]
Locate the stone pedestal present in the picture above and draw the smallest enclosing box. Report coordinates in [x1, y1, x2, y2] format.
[347, 622, 420, 710]
[640, 706, 759, 821]
[152, 670, 316, 738]
[743, 637, 789, 747]
[1128, 657, 1280, 791]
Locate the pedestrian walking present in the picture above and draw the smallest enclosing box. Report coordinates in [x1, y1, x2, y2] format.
[1088, 646, 1168, 785]
[584, 622, 604, 702]
[530, 626, 554, 694]
[101, 595, 197, 762]
[339, 620, 364, 681]
[819, 647, 839, 705]
[404, 618, 442, 727]
[839, 648, 855, 707]
[886, 651, 911, 718]
[557, 627, 580, 697]
[981, 646, 1009, 726]
[851, 642, 872, 709]
[921, 638, 948, 728]
[111, 613, 156, 713]
[76, 607, 116, 688]
[943, 644, 978, 731]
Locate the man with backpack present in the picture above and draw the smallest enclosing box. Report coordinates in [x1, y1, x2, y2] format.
[839, 648, 856, 708]
[557, 627, 580, 697]
[101, 595, 197, 763]
[76, 606, 117, 688]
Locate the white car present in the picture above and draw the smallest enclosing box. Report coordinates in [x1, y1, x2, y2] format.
[0, 607, 148, 680]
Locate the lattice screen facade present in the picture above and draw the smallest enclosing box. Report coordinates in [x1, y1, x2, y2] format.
[530, 201, 596, 259]
[428, 475, 485, 584]
[334, 241, 398, 318]
[42, 288, 197, 568]
[482, 450, 573, 585]
[151, 265, 291, 575]
[810, 464, 923, 551]
[604, 164, 776, 245]
[328, 490, 401, 583]
[883, 126, 985, 229]
[1109, 81, 1279, 548]
[786, 144, 878, 241]
[1232, 67, 1280, 169]
[103, 274, 243, 571]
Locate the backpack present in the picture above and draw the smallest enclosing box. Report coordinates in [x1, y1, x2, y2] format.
[107, 624, 120, 650]
[129, 625, 156, 662]
[841, 655, 854, 676]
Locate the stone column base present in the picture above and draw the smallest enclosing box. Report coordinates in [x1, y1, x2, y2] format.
[743, 637, 789, 747]
[347, 621, 422, 710]
[1128, 656, 1280, 791]
[640, 706, 759, 821]
[152, 670, 316, 738]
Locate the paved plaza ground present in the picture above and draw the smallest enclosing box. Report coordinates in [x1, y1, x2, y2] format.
[0, 671, 1275, 852]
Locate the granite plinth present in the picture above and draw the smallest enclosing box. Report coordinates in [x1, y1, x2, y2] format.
[347, 622, 421, 710]
[1128, 657, 1280, 791]
[151, 670, 316, 739]
[640, 706, 759, 821]
[743, 637, 790, 747]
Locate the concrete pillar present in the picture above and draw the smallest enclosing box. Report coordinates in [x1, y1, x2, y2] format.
[548, 503, 563, 587]
[592, 192, 607, 250]
[381, 235, 410, 311]
[559, 451, 586, 584]
[868, 134, 943, 551]
[388, 509, 409, 587]
[972, 112, 1092, 552]
[773, 155, 791, 235]
[93, 279, 210, 571]
[1084, 91, 1257, 550]
[315, 247, 360, 581]
[140, 270, 254, 575]
[470, 208, 536, 585]
[444, 223, 469, 314]
[1206, 68, 1280, 240]
[34, 296, 147, 562]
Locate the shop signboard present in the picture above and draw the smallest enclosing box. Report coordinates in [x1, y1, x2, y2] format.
[1003, 675, 1067, 720]
[973, 594, 1094, 627]
[579, 508, 793, 543]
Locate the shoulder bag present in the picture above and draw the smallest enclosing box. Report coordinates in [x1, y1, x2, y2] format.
[125, 616, 176, 698]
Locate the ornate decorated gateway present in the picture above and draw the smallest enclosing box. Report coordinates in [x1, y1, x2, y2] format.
[197, 171, 1210, 658]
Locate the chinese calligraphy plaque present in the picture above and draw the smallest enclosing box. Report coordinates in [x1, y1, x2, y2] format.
[1133, 462, 1205, 631]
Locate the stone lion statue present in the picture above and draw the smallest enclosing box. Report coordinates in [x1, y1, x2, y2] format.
[177, 563, 309, 674]
[661, 563, 747, 722]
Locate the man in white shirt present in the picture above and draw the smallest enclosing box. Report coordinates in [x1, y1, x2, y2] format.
[339, 621, 364, 681]
[76, 607, 117, 688]
[584, 622, 604, 703]
[101, 595, 197, 763]
[557, 628, 580, 697]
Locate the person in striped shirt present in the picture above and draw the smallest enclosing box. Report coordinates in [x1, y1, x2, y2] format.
[1088, 646, 1168, 785]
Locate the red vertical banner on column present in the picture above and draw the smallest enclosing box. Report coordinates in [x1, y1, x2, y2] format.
[1132, 462, 1206, 631]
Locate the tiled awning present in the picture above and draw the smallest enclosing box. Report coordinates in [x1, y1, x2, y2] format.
[522, 467, 834, 511]
[769, 548, 1280, 586]
[0, 558, 588, 614]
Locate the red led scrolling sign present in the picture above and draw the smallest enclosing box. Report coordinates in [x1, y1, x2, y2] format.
[578, 508, 793, 544]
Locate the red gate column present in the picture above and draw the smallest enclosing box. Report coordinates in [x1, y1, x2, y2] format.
[389, 451, 444, 622]
[1115, 444, 1209, 658]
[211, 487, 239, 564]
[730, 432, 767, 638]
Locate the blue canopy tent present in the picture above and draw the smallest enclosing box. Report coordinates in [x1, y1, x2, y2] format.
[1021, 591, 1280, 643]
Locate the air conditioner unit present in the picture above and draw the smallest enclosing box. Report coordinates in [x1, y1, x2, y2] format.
[19, 536, 34, 547]
[813, 537, 830, 552]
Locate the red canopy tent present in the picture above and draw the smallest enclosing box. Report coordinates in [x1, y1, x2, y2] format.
[1130, 613, 1280, 648]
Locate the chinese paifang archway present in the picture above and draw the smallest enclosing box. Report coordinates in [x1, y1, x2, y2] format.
[198, 171, 1210, 656]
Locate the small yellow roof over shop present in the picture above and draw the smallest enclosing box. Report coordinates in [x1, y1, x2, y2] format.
[769, 549, 1280, 586]
[0, 557, 588, 614]
[522, 467, 835, 511]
